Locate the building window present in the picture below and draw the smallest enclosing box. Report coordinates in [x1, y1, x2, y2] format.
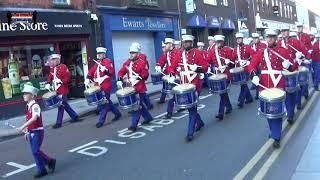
[223, 0, 228, 6]
[256, 0, 260, 11]
[204, 0, 217, 6]
[53, 0, 70, 5]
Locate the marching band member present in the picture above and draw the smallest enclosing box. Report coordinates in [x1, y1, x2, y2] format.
[167, 34, 208, 141]
[245, 29, 295, 148]
[85, 47, 122, 128]
[197, 42, 208, 87]
[174, 40, 182, 52]
[131, 42, 154, 110]
[311, 34, 320, 90]
[117, 45, 153, 132]
[278, 34, 284, 42]
[297, 22, 312, 51]
[207, 36, 216, 51]
[17, 84, 56, 178]
[206, 35, 233, 120]
[232, 32, 254, 108]
[46, 54, 80, 129]
[310, 32, 316, 46]
[157, 41, 169, 104]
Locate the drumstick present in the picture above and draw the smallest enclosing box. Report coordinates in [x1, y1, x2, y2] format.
[125, 66, 142, 79]
[257, 83, 272, 91]
[178, 63, 202, 68]
[5, 121, 29, 135]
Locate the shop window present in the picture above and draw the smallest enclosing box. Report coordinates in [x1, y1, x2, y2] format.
[223, 0, 228, 6]
[204, 0, 217, 6]
[53, 0, 70, 5]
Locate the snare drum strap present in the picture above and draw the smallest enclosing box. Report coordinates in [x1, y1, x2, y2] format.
[263, 49, 282, 87]
[166, 52, 172, 66]
[215, 46, 226, 73]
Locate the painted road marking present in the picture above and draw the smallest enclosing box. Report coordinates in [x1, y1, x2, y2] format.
[69, 141, 98, 152]
[104, 140, 127, 145]
[252, 91, 319, 180]
[233, 91, 317, 180]
[2, 162, 36, 178]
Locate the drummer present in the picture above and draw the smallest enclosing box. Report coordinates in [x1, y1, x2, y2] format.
[131, 42, 154, 110]
[45, 54, 80, 129]
[197, 42, 208, 87]
[173, 40, 182, 53]
[156, 38, 176, 105]
[311, 34, 320, 91]
[207, 36, 216, 51]
[167, 34, 208, 142]
[85, 47, 122, 128]
[232, 32, 254, 108]
[117, 44, 153, 132]
[245, 29, 295, 148]
[206, 35, 233, 120]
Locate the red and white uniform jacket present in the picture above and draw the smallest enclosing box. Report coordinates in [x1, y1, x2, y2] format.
[252, 42, 267, 54]
[278, 37, 311, 60]
[87, 58, 115, 93]
[245, 46, 296, 91]
[26, 100, 43, 132]
[206, 46, 234, 80]
[232, 44, 255, 67]
[157, 49, 179, 75]
[168, 48, 208, 92]
[207, 43, 216, 52]
[298, 32, 312, 50]
[118, 58, 149, 93]
[48, 63, 70, 95]
[311, 40, 320, 62]
[139, 53, 150, 70]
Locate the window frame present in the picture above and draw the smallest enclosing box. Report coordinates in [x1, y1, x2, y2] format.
[53, 0, 71, 5]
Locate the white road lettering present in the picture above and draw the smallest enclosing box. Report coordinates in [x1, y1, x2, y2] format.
[118, 130, 146, 139]
[104, 140, 127, 145]
[199, 94, 212, 100]
[76, 146, 108, 157]
[151, 119, 175, 125]
[139, 124, 163, 132]
[2, 162, 36, 178]
[68, 141, 98, 152]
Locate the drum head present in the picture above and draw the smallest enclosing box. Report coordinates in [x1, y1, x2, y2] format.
[173, 83, 195, 92]
[209, 73, 227, 80]
[230, 67, 244, 74]
[282, 70, 298, 76]
[259, 88, 285, 101]
[84, 86, 100, 94]
[116, 87, 135, 96]
[42, 91, 57, 99]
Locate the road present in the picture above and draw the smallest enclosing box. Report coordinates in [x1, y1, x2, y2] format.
[0, 86, 317, 180]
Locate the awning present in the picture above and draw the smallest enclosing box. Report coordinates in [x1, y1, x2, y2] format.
[188, 15, 206, 28]
[222, 19, 235, 30]
[208, 16, 220, 29]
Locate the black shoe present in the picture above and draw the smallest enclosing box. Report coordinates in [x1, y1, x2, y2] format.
[48, 159, 56, 173]
[95, 122, 104, 128]
[52, 124, 62, 129]
[304, 95, 309, 100]
[158, 101, 165, 104]
[111, 115, 122, 122]
[255, 96, 259, 100]
[297, 106, 302, 110]
[147, 105, 154, 110]
[141, 120, 151, 125]
[95, 109, 100, 115]
[165, 112, 172, 119]
[34, 170, 48, 178]
[238, 103, 244, 109]
[287, 118, 294, 125]
[195, 122, 205, 132]
[268, 134, 271, 139]
[177, 109, 185, 113]
[245, 100, 253, 104]
[185, 135, 193, 142]
[225, 109, 232, 114]
[216, 114, 224, 121]
[70, 117, 82, 123]
[273, 140, 280, 149]
[128, 126, 137, 132]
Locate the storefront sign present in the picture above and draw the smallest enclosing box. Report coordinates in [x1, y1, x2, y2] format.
[109, 15, 174, 31]
[185, 0, 195, 14]
[0, 11, 90, 37]
[134, 0, 159, 7]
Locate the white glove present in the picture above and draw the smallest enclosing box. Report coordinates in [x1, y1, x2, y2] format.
[199, 73, 205, 80]
[45, 84, 51, 90]
[84, 79, 90, 85]
[189, 64, 198, 72]
[252, 76, 260, 86]
[308, 50, 313, 54]
[54, 78, 63, 84]
[219, 66, 226, 73]
[225, 59, 231, 65]
[295, 58, 302, 65]
[295, 52, 303, 59]
[155, 66, 162, 73]
[100, 66, 108, 72]
[117, 81, 123, 87]
[240, 60, 247, 67]
[282, 60, 291, 69]
[177, 67, 182, 72]
[167, 76, 176, 84]
[303, 59, 311, 64]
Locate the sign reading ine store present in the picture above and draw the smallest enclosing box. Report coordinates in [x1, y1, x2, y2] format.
[109, 15, 174, 31]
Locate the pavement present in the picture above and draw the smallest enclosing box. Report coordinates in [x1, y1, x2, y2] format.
[0, 83, 162, 139]
[0, 82, 319, 180]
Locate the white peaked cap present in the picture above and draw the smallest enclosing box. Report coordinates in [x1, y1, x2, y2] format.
[96, 47, 107, 53]
[174, 40, 181, 45]
[278, 34, 283, 38]
[265, 29, 277, 36]
[162, 41, 166, 47]
[131, 42, 141, 50]
[197, 42, 205, 47]
[129, 45, 140, 53]
[208, 36, 215, 41]
[281, 26, 290, 31]
[164, 38, 174, 44]
[49, 54, 61, 59]
[296, 22, 303, 27]
[289, 31, 298, 37]
[22, 84, 39, 96]
[251, 33, 260, 38]
[214, 35, 225, 41]
[182, 35, 194, 42]
[235, 32, 244, 38]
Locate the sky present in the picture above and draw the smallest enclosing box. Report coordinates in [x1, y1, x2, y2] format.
[296, 0, 320, 15]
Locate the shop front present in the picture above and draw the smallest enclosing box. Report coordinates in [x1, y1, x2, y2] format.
[99, 8, 179, 91]
[0, 10, 91, 118]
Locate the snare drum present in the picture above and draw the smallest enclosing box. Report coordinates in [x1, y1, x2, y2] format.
[173, 83, 198, 109]
[258, 88, 286, 119]
[84, 86, 105, 106]
[282, 70, 298, 93]
[162, 75, 176, 94]
[298, 66, 310, 85]
[151, 73, 163, 85]
[116, 87, 139, 110]
[42, 91, 62, 109]
[208, 74, 228, 94]
[230, 67, 247, 85]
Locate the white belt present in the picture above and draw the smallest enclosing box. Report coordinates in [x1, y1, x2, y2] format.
[30, 127, 44, 131]
[261, 70, 282, 75]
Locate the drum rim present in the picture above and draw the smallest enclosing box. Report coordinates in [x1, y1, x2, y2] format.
[116, 88, 136, 97]
[84, 88, 101, 95]
[209, 74, 227, 80]
[282, 70, 298, 76]
[172, 84, 196, 93]
[230, 67, 244, 73]
[258, 94, 286, 102]
[42, 91, 57, 99]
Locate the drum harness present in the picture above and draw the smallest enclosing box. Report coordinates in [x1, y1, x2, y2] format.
[53, 66, 62, 91]
[236, 45, 250, 67]
[261, 48, 283, 88]
[181, 50, 197, 83]
[215, 46, 226, 73]
[94, 60, 109, 85]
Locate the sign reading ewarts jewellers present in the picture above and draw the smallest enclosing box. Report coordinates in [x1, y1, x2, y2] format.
[0, 11, 90, 37]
